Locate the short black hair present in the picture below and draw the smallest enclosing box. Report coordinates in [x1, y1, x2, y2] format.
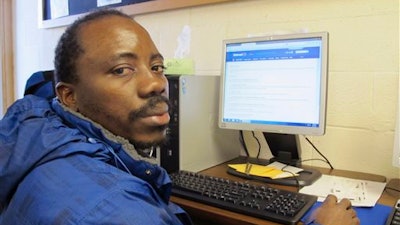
[54, 9, 132, 84]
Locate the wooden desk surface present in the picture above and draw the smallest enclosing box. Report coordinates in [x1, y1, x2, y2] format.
[171, 158, 399, 225]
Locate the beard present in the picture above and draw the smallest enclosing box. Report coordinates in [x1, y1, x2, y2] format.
[132, 126, 169, 148]
[133, 133, 170, 157]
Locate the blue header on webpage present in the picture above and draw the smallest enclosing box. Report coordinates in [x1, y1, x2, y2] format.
[225, 47, 320, 62]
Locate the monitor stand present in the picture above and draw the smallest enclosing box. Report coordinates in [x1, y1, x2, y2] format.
[226, 156, 322, 187]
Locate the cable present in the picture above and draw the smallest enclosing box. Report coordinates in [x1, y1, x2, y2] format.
[301, 158, 332, 165]
[303, 135, 334, 169]
[281, 165, 301, 191]
[251, 131, 262, 159]
[239, 130, 250, 157]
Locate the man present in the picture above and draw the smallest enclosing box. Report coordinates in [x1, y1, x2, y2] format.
[0, 9, 359, 225]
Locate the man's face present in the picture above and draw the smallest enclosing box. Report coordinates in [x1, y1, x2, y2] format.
[60, 16, 170, 148]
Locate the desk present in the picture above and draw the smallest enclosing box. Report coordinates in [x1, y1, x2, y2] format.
[170, 158, 399, 225]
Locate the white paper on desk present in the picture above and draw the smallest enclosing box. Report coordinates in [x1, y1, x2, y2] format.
[267, 162, 304, 179]
[299, 174, 386, 207]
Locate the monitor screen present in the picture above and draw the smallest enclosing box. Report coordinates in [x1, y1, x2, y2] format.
[218, 32, 329, 136]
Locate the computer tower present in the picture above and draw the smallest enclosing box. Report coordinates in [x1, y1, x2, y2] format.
[158, 75, 242, 173]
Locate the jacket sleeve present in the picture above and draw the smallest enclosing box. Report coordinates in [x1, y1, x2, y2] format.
[75, 186, 191, 225]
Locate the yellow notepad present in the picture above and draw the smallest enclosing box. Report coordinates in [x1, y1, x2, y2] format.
[228, 162, 302, 179]
[228, 163, 283, 178]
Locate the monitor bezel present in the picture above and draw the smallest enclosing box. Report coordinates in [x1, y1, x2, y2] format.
[218, 32, 329, 136]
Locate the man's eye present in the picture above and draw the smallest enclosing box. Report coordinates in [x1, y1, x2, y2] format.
[112, 67, 134, 76]
[152, 65, 166, 73]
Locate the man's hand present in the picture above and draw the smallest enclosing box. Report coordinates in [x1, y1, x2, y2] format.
[308, 195, 360, 225]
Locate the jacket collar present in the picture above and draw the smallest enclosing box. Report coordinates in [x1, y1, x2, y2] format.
[51, 98, 172, 202]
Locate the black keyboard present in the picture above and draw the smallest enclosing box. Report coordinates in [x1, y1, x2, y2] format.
[386, 199, 400, 225]
[170, 171, 317, 225]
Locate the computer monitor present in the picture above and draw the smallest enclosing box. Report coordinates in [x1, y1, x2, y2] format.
[218, 32, 329, 186]
[219, 32, 328, 135]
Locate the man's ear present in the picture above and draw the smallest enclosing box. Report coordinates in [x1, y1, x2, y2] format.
[56, 82, 78, 111]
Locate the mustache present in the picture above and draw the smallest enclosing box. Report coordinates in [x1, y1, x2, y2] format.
[129, 95, 171, 120]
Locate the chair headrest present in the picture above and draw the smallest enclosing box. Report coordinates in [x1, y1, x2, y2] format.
[24, 70, 55, 100]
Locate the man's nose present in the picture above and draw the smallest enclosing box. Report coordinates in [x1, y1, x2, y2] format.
[138, 67, 168, 97]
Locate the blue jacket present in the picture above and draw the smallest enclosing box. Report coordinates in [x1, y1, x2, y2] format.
[0, 94, 192, 224]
